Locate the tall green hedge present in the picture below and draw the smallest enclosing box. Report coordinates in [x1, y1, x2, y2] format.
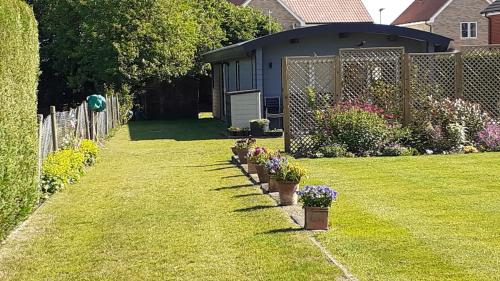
[0, 0, 39, 239]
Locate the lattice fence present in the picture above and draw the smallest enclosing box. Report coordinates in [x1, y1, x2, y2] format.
[408, 52, 457, 112]
[285, 56, 337, 155]
[339, 48, 404, 106]
[283, 46, 500, 155]
[462, 45, 500, 118]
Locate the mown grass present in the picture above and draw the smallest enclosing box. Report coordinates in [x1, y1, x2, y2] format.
[300, 153, 500, 281]
[0, 119, 340, 280]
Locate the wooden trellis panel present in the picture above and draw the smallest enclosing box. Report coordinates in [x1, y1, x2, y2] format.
[340, 47, 404, 119]
[283, 56, 338, 155]
[462, 45, 500, 118]
[408, 52, 457, 110]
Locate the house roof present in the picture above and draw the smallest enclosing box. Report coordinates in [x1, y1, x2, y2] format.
[202, 23, 453, 63]
[228, 0, 373, 24]
[482, 0, 500, 14]
[392, 0, 449, 25]
[280, 0, 373, 23]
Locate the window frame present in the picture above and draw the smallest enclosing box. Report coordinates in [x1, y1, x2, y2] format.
[460, 22, 477, 39]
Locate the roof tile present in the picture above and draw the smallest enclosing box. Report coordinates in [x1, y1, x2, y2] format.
[392, 0, 449, 25]
[282, 0, 373, 23]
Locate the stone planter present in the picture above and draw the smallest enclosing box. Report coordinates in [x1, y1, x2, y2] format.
[268, 176, 279, 193]
[247, 162, 257, 174]
[304, 206, 329, 230]
[276, 181, 299, 206]
[250, 120, 269, 137]
[236, 148, 249, 164]
[255, 164, 269, 183]
[231, 147, 238, 156]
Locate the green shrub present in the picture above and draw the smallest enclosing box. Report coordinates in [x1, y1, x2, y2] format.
[78, 140, 99, 166]
[317, 108, 390, 155]
[0, 0, 39, 239]
[40, 149, 85, 197]
[381, 144, 417, 157]
[318, 144, 347, 158]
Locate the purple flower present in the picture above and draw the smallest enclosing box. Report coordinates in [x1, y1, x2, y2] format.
[297, 185, 337, 208]
[478, 123, 500, 151]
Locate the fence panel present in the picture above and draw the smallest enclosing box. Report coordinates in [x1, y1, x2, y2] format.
[408, 52, 457, 116]
[340, 47, 404, 119]
[285, 56, 337, 155]
[462, 45, 500, 118]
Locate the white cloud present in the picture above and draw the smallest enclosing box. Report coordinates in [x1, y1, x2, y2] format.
[362, 0, 415, 24]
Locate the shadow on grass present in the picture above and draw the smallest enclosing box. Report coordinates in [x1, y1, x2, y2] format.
[186, 161, 232, 168]
[232, 193, 262, 198]
[260, 227, 303, 234]
[128, 119, 227, 141]
[206, 166, 234, 171]
[221, 175, 245, 179]
[213, 184, 254, 191]
[234, 205, 276, 212]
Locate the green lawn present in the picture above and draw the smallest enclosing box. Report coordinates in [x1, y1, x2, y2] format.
[300, 153, 500, 281]
[0, 119, 340, 280]
[1, 119, 499, 281]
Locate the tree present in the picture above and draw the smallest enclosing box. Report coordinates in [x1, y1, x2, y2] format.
[32, 0, 280, 107]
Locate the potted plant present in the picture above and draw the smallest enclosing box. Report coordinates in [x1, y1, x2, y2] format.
[264, 156, 282, 192]
[250, 119, 270, 137]
[247, 147, 267, 174]
[228, 127, 241, 137]
[265, 129, 283, 137]
[253, 149, 274, 184]
[234, 138, 256, 164]
[297, 186, 337, 230]
[275, 160, 306, 206]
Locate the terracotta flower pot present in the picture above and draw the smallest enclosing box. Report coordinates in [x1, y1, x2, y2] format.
[236, 148, 249, 164]
[247, 162, 258, 174]
[231, 147, 238, 156]
[255, 164, 269, 183]
[268, 176, 279, 193]
[304, 206, 329, 230]
[276, 181, 299, 206]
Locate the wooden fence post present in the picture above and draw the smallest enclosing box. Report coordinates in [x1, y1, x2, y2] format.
[454, 52, 464, 99]
[402, 53, 411, 126]
[334, 56, 342, 104]
[83, 102, 90, 139]
[50, 106, 58, 151]
[282, 57, 291, 153]
[37, 114, 44, 179]
[116, 96, 121, 124]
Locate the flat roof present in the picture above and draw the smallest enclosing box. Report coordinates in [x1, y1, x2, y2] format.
[202, 23, 452, 63]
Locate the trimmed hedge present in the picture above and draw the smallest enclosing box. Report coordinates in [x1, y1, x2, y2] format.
[0, 0, 39, 239]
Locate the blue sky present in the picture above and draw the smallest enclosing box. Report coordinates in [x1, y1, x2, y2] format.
[362, 0, 415, 24]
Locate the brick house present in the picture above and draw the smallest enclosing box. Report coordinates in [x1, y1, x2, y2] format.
[481, 0, 500, 43]
[392, 0, 494, 48]
[227, 0, 373, 30]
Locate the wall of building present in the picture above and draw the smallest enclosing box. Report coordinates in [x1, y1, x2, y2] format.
[248, 0, 301, 30]
[432, 0, 490, 48]
[230, 91, 262, 128]
[399, 22, 432, 32]
[212, 64, 222, 119]
[261, 32, 429, 98]
[489, 14, 500, 44]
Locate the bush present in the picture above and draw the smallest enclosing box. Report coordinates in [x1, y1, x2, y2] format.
[316, 108, 391, 155]
[40, 149, 85, 197]
[0, 0, 39, 239]
[410, 97, 489, 152]
[318, 144, 347, 158]
[381, 144, 416, 157]
[478, 123, 500, 152]
[79, 140, 99, 166]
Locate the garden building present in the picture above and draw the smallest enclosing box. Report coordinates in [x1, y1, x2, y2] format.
[202, 23, 452, 128]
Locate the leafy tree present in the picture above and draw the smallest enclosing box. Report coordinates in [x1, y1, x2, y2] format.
[31, 0, 280, 107]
